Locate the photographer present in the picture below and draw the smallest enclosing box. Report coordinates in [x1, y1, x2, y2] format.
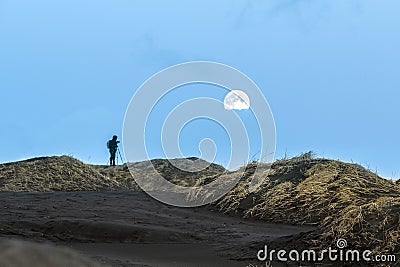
[106, 135, 120, 166]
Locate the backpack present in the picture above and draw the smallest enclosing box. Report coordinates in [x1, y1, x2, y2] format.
[107, 140, 118, 151]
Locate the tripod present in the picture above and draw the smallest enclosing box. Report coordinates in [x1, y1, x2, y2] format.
[116, 147, 124, 165]
[107, 148, 124, 166]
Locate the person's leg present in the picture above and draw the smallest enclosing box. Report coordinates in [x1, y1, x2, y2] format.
[111, 151, 116, 166]
[109, 151, 114, 166]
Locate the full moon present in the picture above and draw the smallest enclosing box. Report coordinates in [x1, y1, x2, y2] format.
[223, 90, 250, 110]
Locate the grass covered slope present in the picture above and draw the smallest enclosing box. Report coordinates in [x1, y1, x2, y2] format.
[0, 156, 121, 192]
[0, 156, 225, 192]
[94, 157, 226, 189]
[211, 152, 400, 258]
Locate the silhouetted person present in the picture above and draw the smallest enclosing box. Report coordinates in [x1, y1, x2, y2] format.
[107, 135, 120, 166]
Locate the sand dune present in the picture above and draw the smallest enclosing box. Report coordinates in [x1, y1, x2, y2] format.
[0, 156, 120, 192]
[0, 154, 399, 266]
[208, 153, 400, 261]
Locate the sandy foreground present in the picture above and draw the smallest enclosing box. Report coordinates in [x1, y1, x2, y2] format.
[0, 190, 314, 266]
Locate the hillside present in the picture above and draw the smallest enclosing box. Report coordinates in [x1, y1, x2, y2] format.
[0, 156, 120, 192]
[0, 156, 225, 192]
[0, 153, 399, 264]
[195, 152, 400, 261]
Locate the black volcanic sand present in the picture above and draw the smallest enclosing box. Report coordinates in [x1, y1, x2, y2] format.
[0, 190, 315, 266]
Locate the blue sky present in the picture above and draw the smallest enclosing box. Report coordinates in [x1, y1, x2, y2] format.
[0, 0, 399, 178]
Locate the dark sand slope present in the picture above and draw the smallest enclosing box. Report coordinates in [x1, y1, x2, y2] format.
[0, 191, 314, 266]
